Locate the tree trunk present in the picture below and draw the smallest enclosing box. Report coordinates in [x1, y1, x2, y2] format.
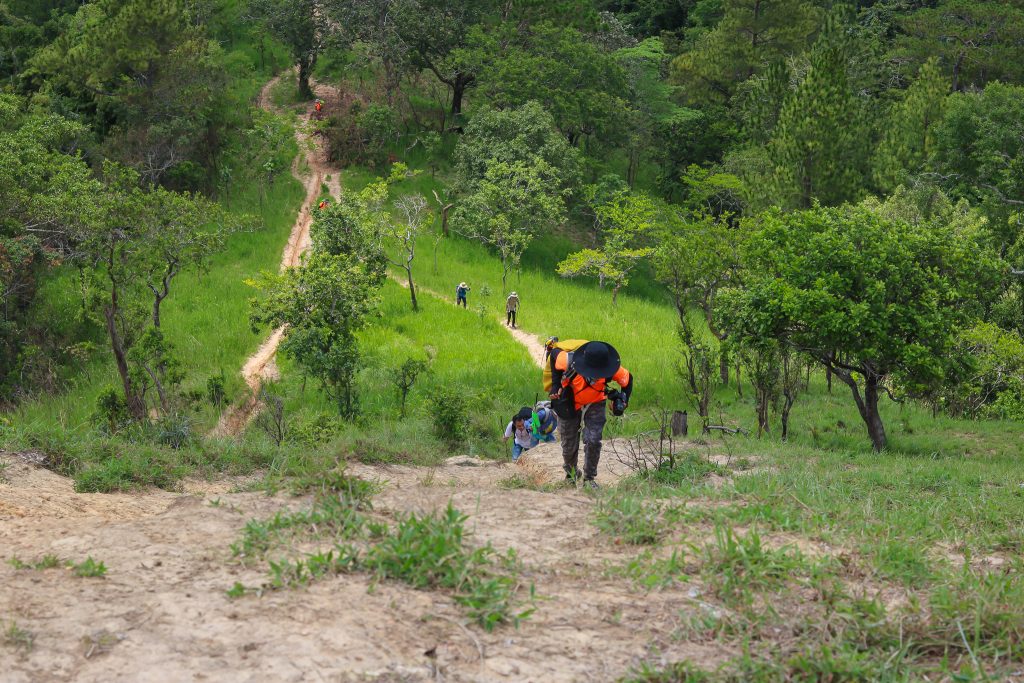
[719, 353, 729, 385]
[837, 368, 887, 453]
[450, 72, 471, 119]
[612, 284, 620, 306]
[105, 302, 146, 421]
[826, 365, 833, 393]
[781, 396, 794, 441]
[406, 266, 418, 311]
[298, 55, 315, 100]
[862, 376, 887, 452]
[735, 360, 742, 398]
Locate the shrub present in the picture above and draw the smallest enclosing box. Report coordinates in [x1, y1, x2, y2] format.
[206, 372, 227, 407]
[93, 386, 130, 435]
[427, 384, 468, 450]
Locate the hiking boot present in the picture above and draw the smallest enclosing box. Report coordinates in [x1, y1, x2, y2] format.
[583, 479, 599, 491]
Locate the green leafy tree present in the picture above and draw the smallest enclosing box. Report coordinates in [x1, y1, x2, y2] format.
[29, 0, 228, 185]
[670, 0, 820, 105]
[872, 58, 949, 194]
[250, 251, 379, 418]
[653, 211, 745, 384]
[897, 0, 1024, 92]
[74, 163, 246, 419]
[453, 103, 580, 293]
[248, 0, 322, 98]
[767, 26, 869, 209]
[932, 82, 1024, 257]
[460, 22, 627, 143]
[312, 178, 390, 287]
[730, 200, 1000, 452]
[557, 192, 656, 305]
[0, 94, 93, 397]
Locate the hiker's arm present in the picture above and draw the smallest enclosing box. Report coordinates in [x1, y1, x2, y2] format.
[550, 352, 564, 397]
[502, 423, 513, 442]
[613, 367, 633, 403]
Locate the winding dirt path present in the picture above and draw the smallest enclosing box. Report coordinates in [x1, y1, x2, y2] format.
[212, 72, 343, 438]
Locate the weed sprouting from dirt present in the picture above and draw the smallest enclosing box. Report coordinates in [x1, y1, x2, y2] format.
[594, 493, 664, 545]
[3, 621, 35, 655]
[72, 557, 107, 578]
[229, 471, 532, 631]
[362, 503, 533, 631]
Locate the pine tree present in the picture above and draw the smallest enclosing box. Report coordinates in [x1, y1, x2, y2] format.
[768, 23, 867, 209]
[873, 58, 949, 193]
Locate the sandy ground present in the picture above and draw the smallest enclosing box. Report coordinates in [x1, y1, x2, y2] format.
[0, 441, 730, 683]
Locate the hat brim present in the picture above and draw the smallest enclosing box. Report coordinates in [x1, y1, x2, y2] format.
[574, 341, 621, 380]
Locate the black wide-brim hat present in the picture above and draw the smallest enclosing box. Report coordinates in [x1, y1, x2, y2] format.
[573, 341, 621, 380]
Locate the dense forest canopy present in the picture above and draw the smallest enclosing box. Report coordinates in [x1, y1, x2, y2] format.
[1, 0, 1024, 452]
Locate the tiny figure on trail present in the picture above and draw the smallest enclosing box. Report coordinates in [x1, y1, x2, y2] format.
[318, 199, 329, 211]
[548, 341, 632, 490]
[456, 281, 470, 308]
[505, 291, 520, 328]
[504, 407, 538, 462]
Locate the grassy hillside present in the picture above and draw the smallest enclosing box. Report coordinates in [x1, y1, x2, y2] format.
[340, 166, 1024, 461]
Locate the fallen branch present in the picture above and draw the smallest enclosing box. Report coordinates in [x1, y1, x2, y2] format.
[702, 425, 749, 436]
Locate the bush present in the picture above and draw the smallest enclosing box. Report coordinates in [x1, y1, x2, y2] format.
[427, 385, 468, 450]
[93, 386, 130, 435]
[288, 413, 343, 446]
[206, 372, 227, 407]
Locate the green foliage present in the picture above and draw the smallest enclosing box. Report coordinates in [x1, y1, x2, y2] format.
[426, 384, 467, 450]
[388, 357, 430, 418]
[873, 58, 949, 194]
[250, 250, 380, 418]
[247, 0, 319, 96]
[670, 0, 820, 105]
[947, 322, 1024, 420]
[463, 21, 627, 141]
[594, 494, 664, 545]
[767, 24, 869, 209]
[557, 191, 656, 305]
[28, 0, 230, 186]
[362, 504, 530, 630]
[206, 371, 227, 407]
[72, 556, 107, 578]
[453, 102, 580, 292]
[933, 82, 1024, 254]
[897, 0, 1024, 92]
[728, 199, 1001, 450]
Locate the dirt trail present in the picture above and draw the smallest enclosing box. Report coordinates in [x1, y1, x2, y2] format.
[1, 437, 726, 683]
[213, 72, 343, 438]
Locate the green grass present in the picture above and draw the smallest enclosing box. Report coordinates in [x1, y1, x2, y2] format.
[260, 278, 537, 462]
[72, 556, 107, 578]
[229, 471, 531, 630]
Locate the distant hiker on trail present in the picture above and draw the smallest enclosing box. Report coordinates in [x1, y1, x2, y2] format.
[547, 340, 632, 489]
[318, 199, 329, 211]
[456, 282, 469, 308]
[504, 408, 537, 462]
[313, 99, 324, 119]
[506, 291, 520, 328]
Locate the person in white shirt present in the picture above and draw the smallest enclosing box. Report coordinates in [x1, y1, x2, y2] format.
[502, 408, 538, 461]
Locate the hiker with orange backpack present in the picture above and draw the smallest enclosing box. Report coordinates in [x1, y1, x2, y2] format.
[547, 339, 632, 489]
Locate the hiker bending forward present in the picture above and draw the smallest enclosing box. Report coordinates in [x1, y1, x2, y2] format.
[549, 341, 632, 488]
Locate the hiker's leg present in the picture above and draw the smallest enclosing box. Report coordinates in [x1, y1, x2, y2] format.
[560, 409, 582, 477]
[511, 443, 523, 462]
[511, 310, 517, 327]
[582, 401, 607, 480]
